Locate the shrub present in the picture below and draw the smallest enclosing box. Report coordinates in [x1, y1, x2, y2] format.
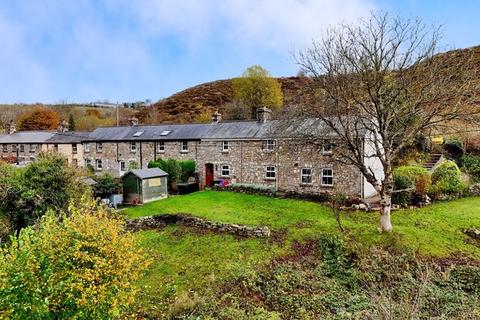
[443, 138, 464, 160]
[392, 174, 413, 205]
[0, 198, 149, 319]
[0, 152, 90, 232]
[93, 173, 122, 198]
[149, 158, 182, 184]
[430, 160, 463, 195]
[462, 155, 480, 181]
[393, 165, 431, 204]
[179, 159, 196, 182]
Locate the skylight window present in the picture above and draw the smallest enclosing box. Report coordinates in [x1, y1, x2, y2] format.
[133, 131, 144, 137]
[160, 130, 172, 136]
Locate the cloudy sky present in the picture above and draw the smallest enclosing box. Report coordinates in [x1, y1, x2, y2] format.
[0, 0, 479, 103]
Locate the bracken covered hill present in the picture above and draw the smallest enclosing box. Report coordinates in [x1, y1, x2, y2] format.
[137, 76, 319, 124]
[137, 45, 480, 124]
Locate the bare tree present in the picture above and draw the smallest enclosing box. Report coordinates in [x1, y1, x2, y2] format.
[293, 13, 479, 232]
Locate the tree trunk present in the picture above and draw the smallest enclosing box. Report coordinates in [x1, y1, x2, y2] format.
[379, 193, 393, 232]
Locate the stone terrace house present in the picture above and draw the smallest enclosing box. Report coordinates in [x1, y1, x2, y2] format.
[0, 122, 86, 167]
[83, 111, 382, 198]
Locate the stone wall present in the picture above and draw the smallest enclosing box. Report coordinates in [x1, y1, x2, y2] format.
[83, 138, 363, 197]
[125, 213, 271, 238]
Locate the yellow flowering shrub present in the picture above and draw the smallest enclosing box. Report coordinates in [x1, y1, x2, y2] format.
[0, 197, 150, 319]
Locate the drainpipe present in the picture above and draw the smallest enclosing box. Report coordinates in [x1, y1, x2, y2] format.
[139, 142, 143, 169]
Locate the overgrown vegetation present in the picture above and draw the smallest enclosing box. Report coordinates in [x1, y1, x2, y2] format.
[148, 158, 196, 185]
[0, 198, 149, 319]
[0, 153, 90, 232]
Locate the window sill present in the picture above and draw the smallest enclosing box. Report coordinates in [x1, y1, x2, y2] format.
[322, 152, 333, 155]
[157, 150, 165, 153]
[300, 183, 313, 187]
[263, 150, 275, 153]
[221, 150, 229, 153]
[264, 177, 276, 181]
[180, 150, 189, 153]
[321, 184, 334, 187]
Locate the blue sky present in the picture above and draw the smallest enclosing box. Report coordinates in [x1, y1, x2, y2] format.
[0, 0, 479, 104]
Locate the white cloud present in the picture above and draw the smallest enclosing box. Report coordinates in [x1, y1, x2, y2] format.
[113, 0, 376, 51]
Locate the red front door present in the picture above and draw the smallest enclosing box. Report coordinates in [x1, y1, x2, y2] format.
[205, 163, 214, 187]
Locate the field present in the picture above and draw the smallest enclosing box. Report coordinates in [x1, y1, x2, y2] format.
[124, 191, 480, 317]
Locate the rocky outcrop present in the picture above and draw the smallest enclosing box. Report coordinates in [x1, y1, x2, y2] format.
[125, 213, 270, 238]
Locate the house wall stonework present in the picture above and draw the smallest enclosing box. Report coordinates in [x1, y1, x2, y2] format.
[85, 138, 363, 197]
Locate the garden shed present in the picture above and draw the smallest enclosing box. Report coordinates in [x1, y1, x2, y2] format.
[122, 168, 169, 204]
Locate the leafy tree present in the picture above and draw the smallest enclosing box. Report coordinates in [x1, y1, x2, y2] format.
[93, 173, 122, 198]
[194, 111, 213, 123]
[148, 158, 182, 185]
[232, 65, 283, 118]
[68, 114, 76, 131]
[17, 106, 59, 131]
[0, 198, 150, 319]
[0, 152, 90, 232]
[179, 160, 196, 182]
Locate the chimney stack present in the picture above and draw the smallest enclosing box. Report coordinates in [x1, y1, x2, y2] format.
[211, 111, 222, 123]
[6, 120, 16, 135]
[128, 116, 139, 126]
[256, 107, 272, 123]
[57, 119, 69, 133]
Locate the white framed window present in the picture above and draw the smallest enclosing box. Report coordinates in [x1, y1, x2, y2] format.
[84, 143, 90, 153]
[30, 144, 37, 153]
[157, 141, 165, 153]
[119, 160, 126, 172]
[2, 144, 7, 153]
[264, 140, 275, 151]
[321, 168, 333, 186]
[72, 144, 77, 154]
[265, 165, 276, 180]
[322, 141, 333, 154]
[19, 144, 25, 153]
[95, 159, 103, 171]
[181, 141, 188, 152]
[221, 164, 230, 177]
[130, 142, 137, 152]
[85, 159, 91, 167]
[301, 168, 313, 184]
[222, 141, 229, 152]
[12, 144, 17, 153]
[96, 142, 103, 153]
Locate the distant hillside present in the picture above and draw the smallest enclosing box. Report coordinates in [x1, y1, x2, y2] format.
[0, 104, 137, 132]
[138, 45, 480, 124]
[137, 77, 319, 123]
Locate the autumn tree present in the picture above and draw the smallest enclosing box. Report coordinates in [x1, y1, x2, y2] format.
[0, 197, 149, 319]
[68, 114, 76, 131]
[293, 13, 479, 231]
[17, 106, 59, 131]
[232, 65, 283, 118]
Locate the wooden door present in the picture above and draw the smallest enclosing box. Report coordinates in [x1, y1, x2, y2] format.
[205, 163, 214, 187]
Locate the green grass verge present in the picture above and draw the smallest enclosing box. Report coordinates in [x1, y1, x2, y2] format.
[125, 191, 480, 315]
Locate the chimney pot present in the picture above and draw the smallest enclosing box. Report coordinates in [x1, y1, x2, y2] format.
[256, 107, 272, 123]
[211, 111, 222, 123]
[129, 117, 139, 126]
[6, 120, 16, 135]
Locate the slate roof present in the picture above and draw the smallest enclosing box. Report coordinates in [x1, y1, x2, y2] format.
[127, 168, 169, 179]
[84, 118, 358, 142]
[46, 132, 90, 143]
[0, 131, 56, 144]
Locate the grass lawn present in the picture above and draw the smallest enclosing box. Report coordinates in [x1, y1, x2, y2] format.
[125, 191, 480, 315]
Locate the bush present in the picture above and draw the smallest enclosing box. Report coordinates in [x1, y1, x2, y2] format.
[149, 158, 182, 185]
[462, 155, 480, 181]
[443, 138, 464, 160]
[430, 160, 463, 195]
[392, 174, 413, 205]
[0, 152, 90, 232]
[93, 173, 122, 198]
[179, 159, 196, 182]
[393, 165, 431, 204]
[0, 198, 149, 319]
